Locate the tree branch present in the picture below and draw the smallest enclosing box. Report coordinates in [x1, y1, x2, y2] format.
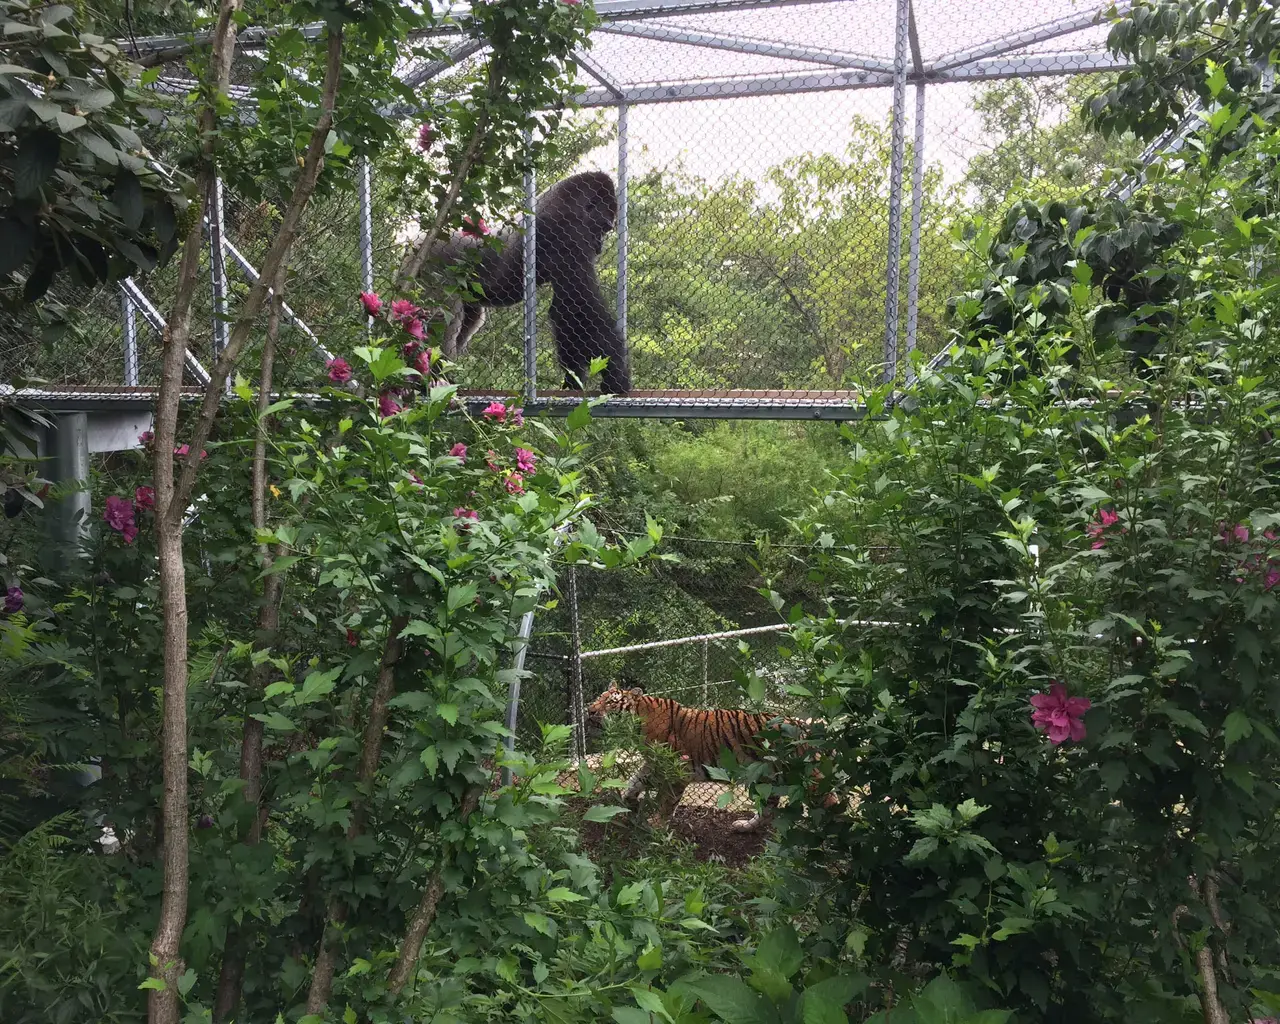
[212, 262, 287, 1024]
[147, 1, 243, 1018]
[386, 786, 482, 995]
[305, 613, 411, 1014]
[168, 24, 346, 521]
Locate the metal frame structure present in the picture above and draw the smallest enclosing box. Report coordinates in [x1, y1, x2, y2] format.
[59, 0, 1137, 425]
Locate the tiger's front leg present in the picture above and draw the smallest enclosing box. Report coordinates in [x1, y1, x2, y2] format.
[730, 792, 782, 833]
[620, 760, 652, 809]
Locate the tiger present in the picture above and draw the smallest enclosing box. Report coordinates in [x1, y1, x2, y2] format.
[584, 681, 832, 834]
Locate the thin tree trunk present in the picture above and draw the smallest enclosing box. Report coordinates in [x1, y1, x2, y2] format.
[212, 264, 288, 1023]
[147, 2, 243, 1017]
[386, 786, 482, 995]
[171, 26, 346, 517]
[305, 614, 410, 1014]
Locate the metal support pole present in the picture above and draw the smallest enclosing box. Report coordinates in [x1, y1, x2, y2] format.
[47, 413, 91, 567]
[121, 290, 139, 386]
[567, 566, 586, 763]
[358, 157, 375, 333]
[881, 0, 910, 384]
[701, 637, 709, 706]
[501, 608, 537, 787]
[616, 103, 629, 340]
[522, 130, 538, 403]
[208, 177, 230, 359]
[904, 81, 926, 377]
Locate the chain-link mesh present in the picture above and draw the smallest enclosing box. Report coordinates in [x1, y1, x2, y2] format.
[2, 0, 1138, 414]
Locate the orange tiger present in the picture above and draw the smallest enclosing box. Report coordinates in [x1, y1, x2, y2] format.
[585, 681, 832, 834]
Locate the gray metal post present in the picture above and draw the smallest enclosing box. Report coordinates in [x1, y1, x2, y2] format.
[567, 566, 586, 763]
[616, 103, 629, 340]
[358, 157, 375, 332]
[904, 81, 926, 377]
[48, 413, 91, 564]
[881, 0, 911, 384]
[701, 637, 709, 705]
[121, 290, 139, 386]
[522, 130, 538, 402]
[501, 608, 538, 787]
[209, 177, 230, 358]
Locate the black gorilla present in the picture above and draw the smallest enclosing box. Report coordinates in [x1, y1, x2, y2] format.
[410, 171, 631, 394]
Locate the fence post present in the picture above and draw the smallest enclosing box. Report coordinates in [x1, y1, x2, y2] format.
[616, 102, 629, 341]
[122, 290, 139, 386]
[501, 609, 537, 787]
[46, 413, 90, 569]
[523, 129, 538, 404]
[567, 565, 586, 763]
[359, 156, 375, 334]
[881, 0, 911, 384]
[904, 81, 926, 378]
[701, 637, 709, 706]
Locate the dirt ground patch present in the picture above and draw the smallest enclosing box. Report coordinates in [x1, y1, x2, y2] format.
[568, 797, 768, 868]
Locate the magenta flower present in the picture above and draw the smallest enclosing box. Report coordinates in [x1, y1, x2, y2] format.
[514, 447, 537, 474]
[135, 486, 155, 511]
[416, 123, 434, 152]
[379, 391, 402, 419]
[1220, 522, 1250, 545]
[412, 347, 432, 374]
[450, 442, 467, 461]
[403, 340, 421, 360]
[404, 318, 426, 341]
[1030, 682, 1091, 745]
[327, 357, 353, 383]
[510, 407, 525, 427]
[359, 291, 382, 316]
[103, 495, 138, 545]
[173, 445, 207, 459]
[390, 299, 420, 324]
[1266, 565, 1280, 592]
[1086, 507, 1121, 550]
[504, 472, 525, 495]
[462, 215, 490, 238]
[3, 586, 23, 614]
[482, 401, 507, 423]
[138, 430, 154, 446]
[346, 628, 359, 647]
[453, 506, 479, 531]
[485, 449, 500, 472]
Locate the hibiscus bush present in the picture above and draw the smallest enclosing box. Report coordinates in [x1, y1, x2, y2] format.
[753, 92, 1280, 1023]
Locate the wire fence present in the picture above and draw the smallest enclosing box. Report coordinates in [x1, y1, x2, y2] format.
[3, 0, 1141, 419]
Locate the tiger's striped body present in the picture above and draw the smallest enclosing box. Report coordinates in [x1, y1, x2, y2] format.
[585, 682, 818, 833]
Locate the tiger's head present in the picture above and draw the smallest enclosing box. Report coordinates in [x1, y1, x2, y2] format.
[585, 680, 644, 731]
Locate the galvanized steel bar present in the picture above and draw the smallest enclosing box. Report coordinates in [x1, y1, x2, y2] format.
[904, 81, 926, 368]
[121, 290, 139, 387]
[209, 177, 231, 358]
[522, 129, 538, 403]
[616, 103, 629, 340]
[358, 156, 375, 307]
[881, 0, 910, 383]
[501, 609, 537, 786]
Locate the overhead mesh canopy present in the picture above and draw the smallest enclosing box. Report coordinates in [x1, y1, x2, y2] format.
[2, 0, 1135, 418]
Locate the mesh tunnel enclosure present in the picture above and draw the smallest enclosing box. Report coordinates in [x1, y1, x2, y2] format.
[2, 0, 1138, 419]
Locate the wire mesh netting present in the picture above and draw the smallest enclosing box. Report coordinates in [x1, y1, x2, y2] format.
[2, 0, 1139, 415]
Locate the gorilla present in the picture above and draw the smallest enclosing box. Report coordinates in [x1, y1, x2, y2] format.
[404, 171, 631, 395]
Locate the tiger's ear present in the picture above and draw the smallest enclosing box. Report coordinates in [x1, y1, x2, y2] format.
[627, 686, 644, 696]
[606, 681, 620, 691]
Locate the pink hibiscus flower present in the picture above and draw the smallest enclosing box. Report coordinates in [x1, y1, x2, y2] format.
[482, 401, 506, 423]
[359, 291, 382, 316]
[327, 357, 353, 383]
[389, 299, 420, 324]
[514, 447, 537, 474]
[450, 443, 467, 461]
[379, 391, 402, 418]
[135, 486, 156, 511]
[1030, 682, 1091, 745]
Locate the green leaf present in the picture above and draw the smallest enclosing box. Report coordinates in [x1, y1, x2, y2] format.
[437, 702, 459, 725]
[138, 977, 166, 991]
[754, 925, 803, 980]
[113, 166, 143, 229]
[78, 88, 117, 112]
[421, 746, 439, 777]
[566, 399, 592, 431]
[630, 987, 671, 1021]
[613, 1010, 655, 1024]
[800, 975, 868, 1024]
[545, 886, 586, 903]
[252, 712, 296, 732]
[583, 804, 630, 823]
[261, 555, 304, 578]
[683, 975, 779, 1024]
[1224, 709, 1253, 748]
[55, 110, 85, 133]
[523, 912, 554, 936]
[0, 97, 30, 131]
[637, 945, 663, 970]
[447, 582, 478, 613]
[14, 128, 60, 198]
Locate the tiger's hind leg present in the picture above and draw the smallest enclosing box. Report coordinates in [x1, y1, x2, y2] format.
[620, 760, 651, 810]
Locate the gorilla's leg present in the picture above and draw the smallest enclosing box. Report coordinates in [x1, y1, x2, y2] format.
[549, 283, 631, 394]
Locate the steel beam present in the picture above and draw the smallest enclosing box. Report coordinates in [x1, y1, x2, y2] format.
[595, 20, 895, 73]
[522, 129, 538, 403]
[121, 290, 140, 387]
[616, 103, 629, 340]
[118, 278, 212, 386]
[209, 177, 231, 359]
[882, 0, 910, 384]
[929, 2, 1128, 73]
[47, 413, 91, 566]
